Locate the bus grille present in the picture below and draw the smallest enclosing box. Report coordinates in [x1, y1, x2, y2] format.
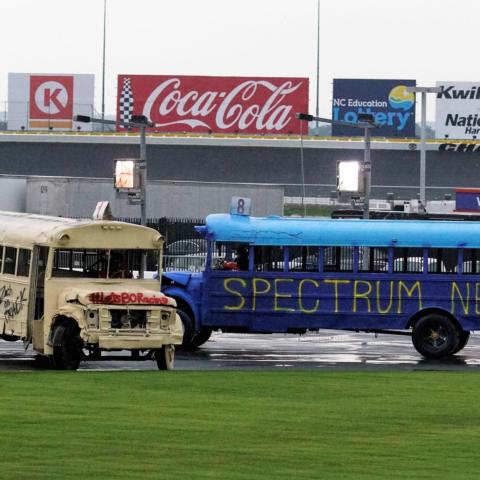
[110, 310, 147, 329]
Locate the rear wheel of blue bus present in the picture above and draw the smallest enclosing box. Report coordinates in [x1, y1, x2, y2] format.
[412, 314, 462, 359]
[451, 331, 470, 355]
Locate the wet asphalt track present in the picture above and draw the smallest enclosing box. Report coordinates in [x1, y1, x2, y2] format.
[2, 331, 480, 372]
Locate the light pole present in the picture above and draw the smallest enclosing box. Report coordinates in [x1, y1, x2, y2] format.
[315, 0, 320, 130]
[101, 0, 107, 132]
[406, 86, 441, 207]
[74, 114, 153, 227]
[297, 112, 376, 219]
[74, 114, 153, 275]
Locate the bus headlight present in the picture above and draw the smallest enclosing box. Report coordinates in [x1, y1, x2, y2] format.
[86, 309, 99, 328]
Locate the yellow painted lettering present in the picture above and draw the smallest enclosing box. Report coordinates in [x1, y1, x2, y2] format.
[397, 281, 423, 314]
[353, 280, 372, 313]
[298, 279, 320, 314]
[274, 278, 295, 312]
[223, 278, 247, 311]
[252, 278, 271, 311]
[451, 281, 470, 315]
[324, 279, 351, 313]
[376, 280, 394, 314]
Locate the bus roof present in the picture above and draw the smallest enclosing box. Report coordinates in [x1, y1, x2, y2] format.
[203, 214, 480, 248]
[0, 211, 162, 249]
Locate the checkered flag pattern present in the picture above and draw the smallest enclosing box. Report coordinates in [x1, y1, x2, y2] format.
[119, 77, 134, 127]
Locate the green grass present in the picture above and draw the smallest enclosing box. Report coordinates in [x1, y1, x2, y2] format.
[0, 371, 479, 479]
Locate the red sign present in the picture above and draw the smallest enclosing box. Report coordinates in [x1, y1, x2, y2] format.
[29, 75, 73, 129]
[88, 292, 169, 305]
[117, 75, 309, 134]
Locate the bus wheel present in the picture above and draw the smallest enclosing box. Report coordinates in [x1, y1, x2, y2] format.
[34, 354, 53, 369]
[412, 314, 461, 359]
[451, 331, 470, 355]
[177, 309, 195, 349]
[155, 345, 175, 370]
[190, 327, 213, 348]
[52, 324, 83, 370]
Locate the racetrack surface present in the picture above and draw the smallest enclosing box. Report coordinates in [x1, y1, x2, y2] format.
[1, 331, 480, 371]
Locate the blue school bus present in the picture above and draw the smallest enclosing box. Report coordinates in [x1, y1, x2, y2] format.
[162, 213, 480, 358]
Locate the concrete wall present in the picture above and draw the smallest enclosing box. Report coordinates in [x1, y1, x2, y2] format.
[25, 177, 284, 218]
[1, 134, 480, 203]
[0, 176, 26, 212]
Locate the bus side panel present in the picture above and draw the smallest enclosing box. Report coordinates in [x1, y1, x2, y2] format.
[0, 279, 29, 338]
[202, 272, 480, 333]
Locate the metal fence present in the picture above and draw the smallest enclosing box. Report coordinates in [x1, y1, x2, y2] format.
[118, 217, 207, 272]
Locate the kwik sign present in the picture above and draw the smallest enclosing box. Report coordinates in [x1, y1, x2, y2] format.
[117, 75, 309, 134]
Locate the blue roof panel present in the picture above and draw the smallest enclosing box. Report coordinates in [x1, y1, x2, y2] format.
[203, 214, 480, 248]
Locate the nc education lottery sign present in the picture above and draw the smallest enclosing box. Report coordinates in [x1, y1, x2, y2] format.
[116, 75, 309, 134]
[332, 79, 416, 137]
[7, 73, 94, 131]
[435, 81, 480, 140]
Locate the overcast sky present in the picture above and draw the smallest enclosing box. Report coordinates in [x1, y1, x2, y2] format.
[1, 0, 479, 120]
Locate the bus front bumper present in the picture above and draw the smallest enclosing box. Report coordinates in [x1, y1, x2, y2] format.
[98, 333, 183, 350]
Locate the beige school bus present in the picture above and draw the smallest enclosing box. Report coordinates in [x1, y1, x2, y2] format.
[0, 211, 183, 370]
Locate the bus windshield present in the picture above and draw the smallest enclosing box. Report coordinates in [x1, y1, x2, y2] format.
[52, 248, 159, 279]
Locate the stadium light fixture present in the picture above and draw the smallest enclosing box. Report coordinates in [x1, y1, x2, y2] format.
[337, 160, 363, 193]
[296, 112, 377, 218]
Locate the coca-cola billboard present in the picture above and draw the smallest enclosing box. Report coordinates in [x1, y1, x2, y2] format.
[116, 75, 309, 134]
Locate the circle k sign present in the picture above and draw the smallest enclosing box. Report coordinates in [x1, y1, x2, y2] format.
[29, 75, 73, 119]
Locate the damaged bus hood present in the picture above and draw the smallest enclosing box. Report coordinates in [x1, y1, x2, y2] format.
[61, 286, 177, 308]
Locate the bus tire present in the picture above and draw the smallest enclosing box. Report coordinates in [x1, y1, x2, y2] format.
[34, 354, 53, 369]
[451, 331, 470, 355]
[177, 309, 195, 349]
[190, 327, 213, 348]
[155, 345, 175, 370]
[412, 314, 461, 359]
[52, 324, 83, 370]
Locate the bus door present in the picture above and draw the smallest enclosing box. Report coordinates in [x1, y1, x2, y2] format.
[27, 246, 48, 348]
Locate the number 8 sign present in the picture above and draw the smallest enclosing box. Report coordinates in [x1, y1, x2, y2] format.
[230, 196, 251, 216]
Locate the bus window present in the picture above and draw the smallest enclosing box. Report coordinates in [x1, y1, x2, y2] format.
[289, 247, 320, 272]
[323, 247, 354, 272]
[393, 248, 423, 273]
[4, 247, 17, 275]
[462, 249, 480, 274]
[17, 249, 31, 277]
[52, 249, 158, 279]
[358, 247, 389, 272]
[253, 246, 284, 272]
[212, 243, 247, 271]
[427, 248, 457, 273]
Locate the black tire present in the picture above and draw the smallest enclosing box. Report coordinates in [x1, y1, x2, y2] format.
[52, 324, 83, 370]
[1, 334, 19, 342]
[412, 314, 461, 359]
[177, 308, 195, 349]
[451, 331, 470, 355]
[155, 345, 175, 370]
[34, 354, 53, 369]
[190, 327, 213, 348]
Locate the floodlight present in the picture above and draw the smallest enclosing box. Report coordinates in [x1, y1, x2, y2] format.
[114, 159, 138, 190]
[337, 160, 363, 193]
